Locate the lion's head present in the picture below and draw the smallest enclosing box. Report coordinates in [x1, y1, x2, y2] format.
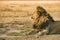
[31, 6, 54, 32]
[31, 6, 47, 20]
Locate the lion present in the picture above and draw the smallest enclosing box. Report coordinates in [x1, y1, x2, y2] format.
[29, 6, 55, 35]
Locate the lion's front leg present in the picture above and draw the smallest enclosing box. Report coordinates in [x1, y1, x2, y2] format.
[37, 29, 49, 36]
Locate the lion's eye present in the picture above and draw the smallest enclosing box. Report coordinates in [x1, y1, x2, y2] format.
[31, 16, 33, 19]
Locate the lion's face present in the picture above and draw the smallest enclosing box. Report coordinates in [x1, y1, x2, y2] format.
[31, 9, 41, 20]
[31, 12, 39, 20]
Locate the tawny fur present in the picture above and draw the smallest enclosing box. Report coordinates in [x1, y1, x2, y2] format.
[31, 6, 54, 32]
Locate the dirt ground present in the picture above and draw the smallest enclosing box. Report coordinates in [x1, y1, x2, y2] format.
[0, 35, 60, 40]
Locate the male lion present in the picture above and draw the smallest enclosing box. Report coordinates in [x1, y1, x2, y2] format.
[30, 6, 55, 35]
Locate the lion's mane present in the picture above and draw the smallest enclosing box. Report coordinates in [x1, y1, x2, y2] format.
[31, 6, 54, 31]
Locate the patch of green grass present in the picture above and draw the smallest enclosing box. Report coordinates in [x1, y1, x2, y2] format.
[0, 38, 5, 40]
[16, 26, 33, 31]
[7, 27, 33, 36]
[7, 32, 24, 36]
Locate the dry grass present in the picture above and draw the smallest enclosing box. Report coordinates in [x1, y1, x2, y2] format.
[0, 1, 60, 40]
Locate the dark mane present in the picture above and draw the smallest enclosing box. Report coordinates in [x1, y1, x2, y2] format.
[34, 6, 55, 29]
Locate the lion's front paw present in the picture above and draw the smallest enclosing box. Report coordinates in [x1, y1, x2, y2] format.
[37, 30, 48, 36]
[38, 32, 42, 35]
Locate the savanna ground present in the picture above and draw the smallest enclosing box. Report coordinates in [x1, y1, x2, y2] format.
[0, 1, 60, 40]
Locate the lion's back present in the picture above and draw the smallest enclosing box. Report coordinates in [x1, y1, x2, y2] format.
[48, 21, 60, 34]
